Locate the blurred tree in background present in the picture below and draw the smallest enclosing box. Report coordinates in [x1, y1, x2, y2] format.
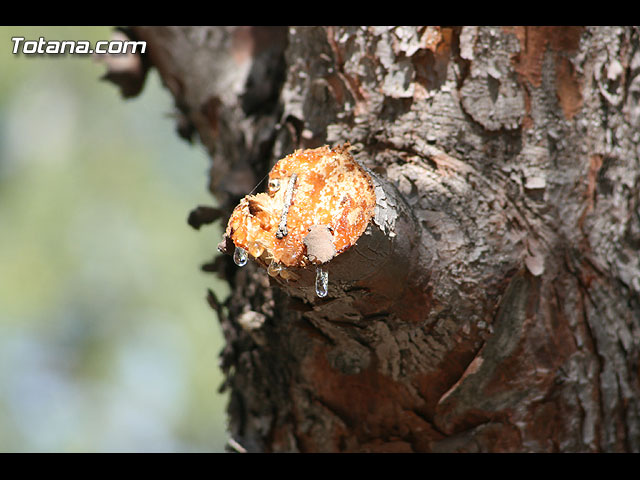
[0, 26, 229, 452]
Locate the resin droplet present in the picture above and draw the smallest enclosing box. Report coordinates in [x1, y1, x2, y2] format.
[315, 265, 328, 298]
[267, 260, 282, 277]
[233, 246, 248, 267]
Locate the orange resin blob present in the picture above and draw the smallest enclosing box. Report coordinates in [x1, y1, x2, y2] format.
[224, 144, 376, 268]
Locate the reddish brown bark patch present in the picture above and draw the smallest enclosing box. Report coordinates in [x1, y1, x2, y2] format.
[505, 26, 584, 88]
[392, 278, 433, 323]
[578, 154, 604, 231]
[298, 342, 445, 452]
[503, 26, 584, 127]
[413, 330, 484, 420]
[556, 55, 584, 120]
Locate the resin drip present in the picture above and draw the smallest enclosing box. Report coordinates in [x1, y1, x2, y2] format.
[233, 246, 248, 267]
[315, 266, 328, 298]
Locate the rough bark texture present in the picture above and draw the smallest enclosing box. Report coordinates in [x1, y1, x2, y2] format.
[119, 26, 640, 452]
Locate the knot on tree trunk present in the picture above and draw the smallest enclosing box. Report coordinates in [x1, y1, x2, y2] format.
[219, 144, 422, 316]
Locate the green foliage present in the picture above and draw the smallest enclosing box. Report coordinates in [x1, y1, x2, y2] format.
[0, 26, 228, 452]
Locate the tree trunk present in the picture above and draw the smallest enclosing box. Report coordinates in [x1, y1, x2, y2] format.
[114, 26, 640, 452]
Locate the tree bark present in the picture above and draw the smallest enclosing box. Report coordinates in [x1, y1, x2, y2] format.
[115, 26, 640, 452]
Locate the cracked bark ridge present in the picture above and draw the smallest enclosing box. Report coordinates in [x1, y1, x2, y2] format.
[132, 26, 640, 452]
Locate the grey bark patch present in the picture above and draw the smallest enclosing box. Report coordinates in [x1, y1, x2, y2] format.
[460, 72, 525, 131]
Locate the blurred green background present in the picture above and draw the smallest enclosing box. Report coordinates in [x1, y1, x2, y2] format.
[0, 26, 229, 452]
